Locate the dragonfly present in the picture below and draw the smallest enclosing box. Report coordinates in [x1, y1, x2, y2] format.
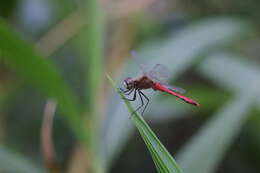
[120, 52, 200, 116]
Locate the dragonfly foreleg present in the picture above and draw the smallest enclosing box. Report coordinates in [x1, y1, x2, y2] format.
[123, 88, 137, 101]
[139, 90, 149, 116]
[120, 87, 130, 93]
[124, 88, 135, 95]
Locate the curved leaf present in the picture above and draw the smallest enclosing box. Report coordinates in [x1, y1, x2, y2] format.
[0, 19, 85, 139]
[177, 89, 256, 173]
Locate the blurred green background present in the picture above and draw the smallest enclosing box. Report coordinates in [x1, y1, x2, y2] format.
[0, 0, 260, 173]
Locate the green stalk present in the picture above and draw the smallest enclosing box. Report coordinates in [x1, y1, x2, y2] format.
[80, 0, 105, 172]
[84, 0, 104, 105]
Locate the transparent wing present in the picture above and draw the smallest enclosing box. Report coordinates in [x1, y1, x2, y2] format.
[164, 83, 186, 94]
[148, 64, 170, 82]
[130, 51, 186, 94]
[130, 51, 149, 75]
[149, 64, 186, 94]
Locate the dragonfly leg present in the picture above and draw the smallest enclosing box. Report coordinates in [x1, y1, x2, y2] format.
[123, 89, 137, 101]
[124, 88, 135, 95]
[139, 90, 149, 116]
[120, 87, 130, 93]
[132, 90, 144, 115]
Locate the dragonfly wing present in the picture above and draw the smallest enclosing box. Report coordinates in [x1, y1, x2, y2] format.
[130, 51, 149, 75]
[167, 84, 186, 94]
[148, 64, 185, 94]
[157, 82, 186, 94]
[130, 51, 185, 94]
[148, 64, 170, 82]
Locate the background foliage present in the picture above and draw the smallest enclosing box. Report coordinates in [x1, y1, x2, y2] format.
[0, 0, 260, 172]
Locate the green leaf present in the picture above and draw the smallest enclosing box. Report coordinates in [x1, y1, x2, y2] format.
[107, 74, 183, 173]
[0, 146, 44, 173]
[176, 89, 257, 173]
[0, 19, 85, 140]
[198, 53, 260, 106]
[136, 17, 250, 79]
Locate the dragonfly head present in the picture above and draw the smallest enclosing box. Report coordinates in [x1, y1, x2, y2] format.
[123, 77, 134, 90]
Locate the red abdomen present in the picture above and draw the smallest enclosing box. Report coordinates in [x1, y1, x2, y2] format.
[153, 83, 200, 106]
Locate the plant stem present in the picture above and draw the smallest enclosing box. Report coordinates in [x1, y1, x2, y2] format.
[81, 0, 106, 172]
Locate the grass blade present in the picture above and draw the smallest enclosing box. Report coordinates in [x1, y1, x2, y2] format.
[198, 53, 260, 93]
[176, 89, 257, 173]
[198, 53, 260, 107]
[107, 74, 183, 173]
[76, 0, 106, 172]
[0, 19, 85, 140]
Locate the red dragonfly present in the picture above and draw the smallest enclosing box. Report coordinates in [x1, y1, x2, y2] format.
[120, 52, 200, 115]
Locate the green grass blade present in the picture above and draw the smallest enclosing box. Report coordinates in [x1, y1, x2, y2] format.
[198, 53, 260, 107]
[176, 89, 257, 173]
[107, 74, 183, 173]
[80, 0, 105, 110]
[198, 53, 260, 93]
[136, 17, 250, 79]
[0, 146, 45, 173]
[78, 0, 106, 172]
[0, 19, 85, 140]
